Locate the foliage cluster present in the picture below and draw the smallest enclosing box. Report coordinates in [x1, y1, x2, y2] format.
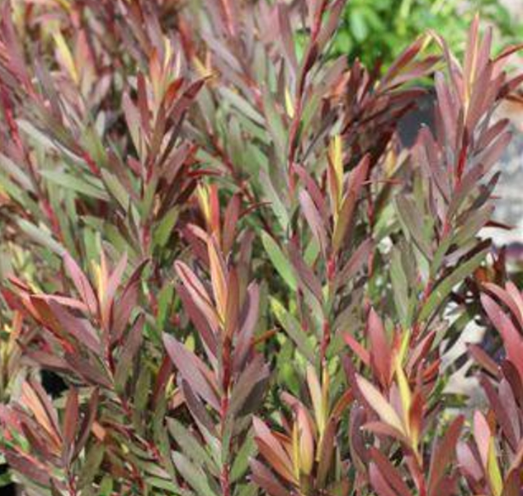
[0, 1, 523, 496]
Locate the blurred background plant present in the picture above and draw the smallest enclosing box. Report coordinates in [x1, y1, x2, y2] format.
[330, 0, 520, 67]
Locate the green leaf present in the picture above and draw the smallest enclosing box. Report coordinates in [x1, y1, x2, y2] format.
[262, 92, 287, 162]
[18, 119, 77, 162]
[220, 88, 265, 126]
[99, 475, 113, 496]
[452, 205, 493, 247]
[101, 169, 130, 210]
[0, 471, 12, 487]
[238, 484, 259, 496]
[230, 431, 256, 483]
[0, 172, 40, 216]
[261, 232, 297, 291]
[40, 169, 109, 200]
[172, 453, 218, 496]
[419, 245, 490, 322]
[157, 283, 175, 330]
[17, 219, 65, 255]
[0, 153, 35, 193]
[390, 247, 411, 328]
[167, 419, 218, 474]
[153, 398, 177, 480]
[259, 171, 290, 232]
[350, 11, 368, 41]
[132, 363, 151, 430]
[153, 207, 179, 248]
[78, 443, 105, 488]
[395, 195, 433, 260]
[145, 477, 181, 492]
[270, 298, 316, 363]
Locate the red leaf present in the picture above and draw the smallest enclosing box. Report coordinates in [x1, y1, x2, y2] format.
[336, 238, 373, 286]
[250, 458, 290, 496]
[163, 334, 220, 411]
[46, 299, 101, 354]
[252, 417, 295, 483]
[481, 376, 518, 451]
[235, 283, 260, 370]
[222, 193, 241, 255]
[177, 283, 218, 359]
[473, 411, 491, 468]
[481, 293, 523, 381]
[102, 252, 128, 329]
[62, 388, 79, 463]
[370, 447, 411, 496]
[369, 462, 398, 496]
[175, 261, 220, 333]
[299, 189, 328, 257]
[73, 389, 98, 459]
[63, 252, 97, 315]
[427, 415, 464, 495]
[21, 379, 61, 447]
[368, 308, 391, 388]
[467, 343, 500, 378]
[288, 243, 323, 304]
[343, 332, 370, 366]
[112, 258, 148, 342]
[5, 451, 51, 486]
[180, 379, 217, 436]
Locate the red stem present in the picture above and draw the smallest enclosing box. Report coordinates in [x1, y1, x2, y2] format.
[220, 334, 232, 496]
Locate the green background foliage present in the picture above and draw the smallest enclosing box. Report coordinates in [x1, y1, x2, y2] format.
[334, 0, 520, 66]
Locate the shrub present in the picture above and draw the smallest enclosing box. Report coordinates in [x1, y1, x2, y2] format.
[0, 1, 522, 495]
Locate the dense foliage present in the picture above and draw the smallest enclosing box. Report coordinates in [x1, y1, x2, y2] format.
[0, 1, 523, 495]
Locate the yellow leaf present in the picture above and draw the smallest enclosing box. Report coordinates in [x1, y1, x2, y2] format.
[328, 135, 344, 220]
[321, 366, 330, 421]
[51, 0, 72, 11]
[207, 237, 227, 321]
[193, 55, 213, 79]
[420, 32, 433, 52]
[398, 329, 410, 365]
[92, 261, 105, 307]
[329, 135, 343, 190]
[284, 87, 295, 118]
[197, 184, 211, 225]
[395, 360, 412, 432]
[356, 375, 406, 436]
[292, 422, 300, 479]
[163, 36, 174, 71]
[53, 31, 79, 84]
[487, 438, 503, 496]
[21, 382, 61, 450]
[297, 406, 315, 475]
[307, 365, 325, 435]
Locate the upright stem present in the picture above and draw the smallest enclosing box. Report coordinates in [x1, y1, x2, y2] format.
[220, 334, 232, 496]
[320, 320, 330, 364]
[287, 0, 327, 193]
[67, 467, 78, 496]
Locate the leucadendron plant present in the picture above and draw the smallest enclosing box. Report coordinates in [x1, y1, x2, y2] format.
[0, 0, 522, 495]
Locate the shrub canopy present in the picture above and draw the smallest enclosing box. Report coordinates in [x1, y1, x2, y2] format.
[0, 2, 523, 496]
